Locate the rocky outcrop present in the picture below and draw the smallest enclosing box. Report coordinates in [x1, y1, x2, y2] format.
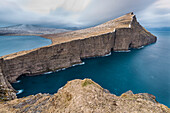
[0, 13, 157, 83]
[0, 59, 16, 101]
[0, 79, 169, 113]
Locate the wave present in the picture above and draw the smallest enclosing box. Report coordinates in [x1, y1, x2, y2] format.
[114, 50, 131, 53]
[137, 46, 144, 49]
[72, 62, 85, 67]
[16, 89, 24, 95]
[13, 80, 21, 83]
[44, 71, 53, 75]
[103, 52, 111, 57]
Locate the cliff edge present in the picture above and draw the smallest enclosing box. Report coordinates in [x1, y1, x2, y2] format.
[0, 13, 157, 83]
[0, 79, 169, 113]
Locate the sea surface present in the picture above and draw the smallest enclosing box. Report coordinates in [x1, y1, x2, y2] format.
[0, 36, 52, 56]
[12, 31, 170, 107]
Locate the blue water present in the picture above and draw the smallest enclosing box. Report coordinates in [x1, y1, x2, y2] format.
[12, 31, 170, 107]
[0, 36, 52, 56]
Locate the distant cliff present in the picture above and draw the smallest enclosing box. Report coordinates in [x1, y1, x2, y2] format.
[0, 24, 70, 35]
[0, 13, 156, 83]
[0, 59, 16, 101]
[0, 79, 169, 113]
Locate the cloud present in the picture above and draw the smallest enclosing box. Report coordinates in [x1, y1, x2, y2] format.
[23, 0, 91, 14]
[0, 0, 169, 28]
[137, 0, 170, 28]
[77, 0, 156, 26]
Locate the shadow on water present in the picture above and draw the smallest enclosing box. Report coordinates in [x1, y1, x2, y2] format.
[12, 31, 170, 107]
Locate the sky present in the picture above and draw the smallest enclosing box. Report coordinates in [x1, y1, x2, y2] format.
[0, 0, 170, 28]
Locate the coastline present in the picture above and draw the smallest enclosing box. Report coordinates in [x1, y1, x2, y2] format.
[0, 12, 158, 104]
[0, 13, 156, 83]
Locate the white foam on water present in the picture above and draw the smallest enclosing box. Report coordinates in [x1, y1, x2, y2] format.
[114, 50, 131, 53]
[55, 69, 62, 72]
[14, 80, 21, 83]
[44, 71, 53, 75]
[62, 68, 66, 71]
[54, 62, 86, 72]
[103, 52, 111, 57]
[17, 89, 24, 95]
[54, 62, 86, 73]
[137, 46, 144, 49]
[55, 68, 66, 72]
[72, 62, 85, 67]
[58, 87, 63, 91]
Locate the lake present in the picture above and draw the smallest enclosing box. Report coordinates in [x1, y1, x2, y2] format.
[0, 35, 52, 56]
[11, 31, 170, 107]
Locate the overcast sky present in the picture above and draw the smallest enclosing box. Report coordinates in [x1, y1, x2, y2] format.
[0, 0, 169, 28]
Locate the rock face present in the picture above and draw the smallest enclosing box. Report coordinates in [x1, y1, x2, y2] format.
[0, 59, 16, 101]
[0, 13, 157, 83]
[0, 79, 169, 113]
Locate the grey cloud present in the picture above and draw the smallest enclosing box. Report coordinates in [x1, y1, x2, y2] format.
[77, 0, 157, 27]
[1, 0, 169, 28]
[136, 0, 170, 28]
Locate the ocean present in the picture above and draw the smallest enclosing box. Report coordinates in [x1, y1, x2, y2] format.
[9, 31, 170, 107]
[0, 35, 51, 56]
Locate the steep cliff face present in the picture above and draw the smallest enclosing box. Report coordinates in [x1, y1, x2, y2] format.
[0, 59, 16, 101]
[114, 16, 156, 51]
[0, 79, 169, 113]
[0, 13, 156, 82]
[1, 33, 115, 82]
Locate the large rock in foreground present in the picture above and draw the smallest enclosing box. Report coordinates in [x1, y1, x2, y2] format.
[0, 79, 169, 113]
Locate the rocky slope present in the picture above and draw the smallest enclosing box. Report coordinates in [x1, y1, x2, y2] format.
[0, 79, 169, 113]
[0, 13, 157, 83]
[0, 59, 16, 102]
[0, 24, 70, 35]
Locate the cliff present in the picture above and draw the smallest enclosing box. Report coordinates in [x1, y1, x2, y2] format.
[0, 59, 16, 101]
[0, 79, 169, 113]
[0, 13, 157, 83]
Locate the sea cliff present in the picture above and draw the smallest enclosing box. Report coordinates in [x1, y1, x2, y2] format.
[0, 13, 156, 83]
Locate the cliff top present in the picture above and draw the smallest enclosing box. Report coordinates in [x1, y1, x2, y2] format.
[42, 12, 134, 44]
[0, 79, 169, 113]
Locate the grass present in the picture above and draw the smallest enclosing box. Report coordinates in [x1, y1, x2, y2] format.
[82, 79, 95, 87]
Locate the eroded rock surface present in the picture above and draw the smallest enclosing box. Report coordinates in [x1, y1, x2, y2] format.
[0, 79, 169, 113]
